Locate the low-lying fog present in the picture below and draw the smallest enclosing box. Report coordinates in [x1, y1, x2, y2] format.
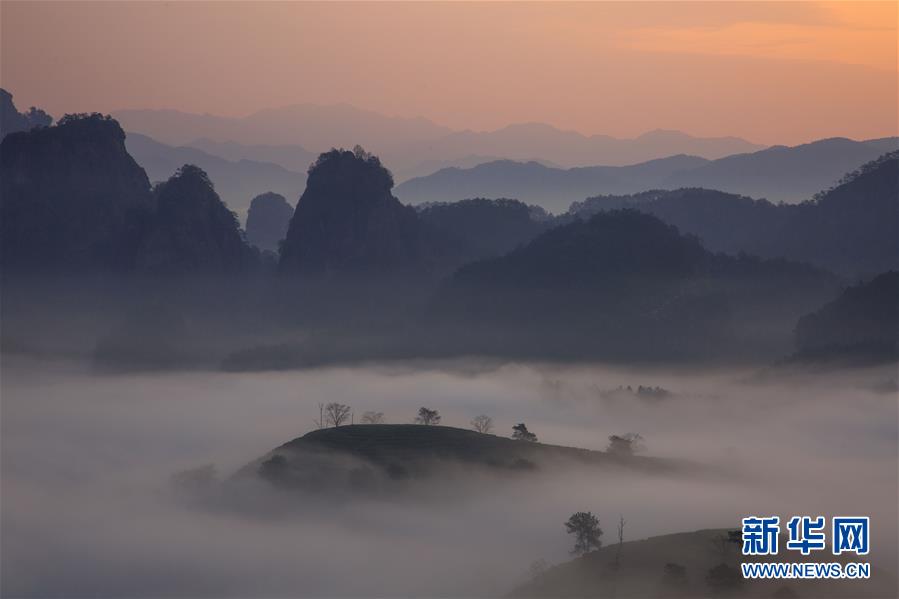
[2, 357, 897, 597]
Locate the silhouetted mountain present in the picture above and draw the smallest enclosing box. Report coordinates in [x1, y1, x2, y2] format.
[432, 210, 838, 361]
[239, 424, 679, 496]
[397, 137, 898, 211]
[402, 123, 760, 171]
[244, 192, 294, 253]
[0, 88, 52, 139]
[396, 154, 560, 182]
[571, 152, 899, 277]
[395, 155, 708, 212]
[416, 198, 552, 261]
[113, 104, 452, 150]
[280, 147, 451, 275]
[759, 152, 899, 277]
[664, 137, 898, 203]
[511, 528, 891, 599]
[792, 271, 898, 363]
[185, 138, 318, 174]
[1, 113, 153, 272]
[134, 165, 258, 274]
[125, 132, 306, 215]
[114, 104, 763, 180]
[570, 189, 789, 258]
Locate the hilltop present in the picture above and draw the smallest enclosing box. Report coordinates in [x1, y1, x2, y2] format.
[239, 424, 681, 495]
[512, 528, 894, 598]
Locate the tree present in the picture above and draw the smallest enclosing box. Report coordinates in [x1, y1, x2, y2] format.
[614, 515, 626, 568]
[361, 411, 384, 424]
[565, 511, 603, 555]
[471, 414, 494, 434]
[607, 433, 645, 456]
[415, 407, 440, 425]
[512, 423, 537, 442]
[325, 402, 351, 427]
[24, 106, 52, 129]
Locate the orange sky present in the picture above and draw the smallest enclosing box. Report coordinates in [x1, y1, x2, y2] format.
[1, 1, 896, 144]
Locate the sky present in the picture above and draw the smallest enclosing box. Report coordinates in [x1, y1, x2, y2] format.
[1, 1, 896, 145]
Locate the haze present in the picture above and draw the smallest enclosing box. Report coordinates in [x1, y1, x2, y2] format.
[2, 1, 896, 145]
[3, 357, 896, 596]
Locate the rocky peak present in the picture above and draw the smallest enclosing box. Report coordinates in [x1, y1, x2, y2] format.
[245, 192, 293, 253]
[279, 147, 439, 275]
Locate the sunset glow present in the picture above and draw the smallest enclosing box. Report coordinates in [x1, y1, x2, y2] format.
[2, 1, 896, 144]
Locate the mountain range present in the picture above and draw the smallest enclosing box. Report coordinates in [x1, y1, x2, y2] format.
[792, 270, 898, 364]
[397, 137, 899, 210]
[569, 152, 899, 278]
[112, 104, 763, 180]
[124, 132, 306, 217]
[3, 108, 894, 367]
[431, 209, 839, 361]
[396, 155, 708, 212]
[1, 114, 261, 275]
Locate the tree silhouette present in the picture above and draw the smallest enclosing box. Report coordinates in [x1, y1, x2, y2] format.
[24, 106, 52, 129]
[325, 403, 351, 427]
[361, 411, 384, 424]
[607, 433, 645, 456]
[415, 407, 441, 425]
[471, 414, 494, 433]
[565, 511, 603, 555]
[512, 423, 538, 442]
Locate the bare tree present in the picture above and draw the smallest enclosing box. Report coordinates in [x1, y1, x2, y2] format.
[565, 511, 603, 555]
[325, 402, 351, 427]
[606, 433, 645, 456]
[615, 515, 626, 568]
[471, 414, 494, 434]
[512, 423, 538, 442]
[361, 411, 384, 424]
[414, 407, 441, 425]
[314, 402, 325, 429]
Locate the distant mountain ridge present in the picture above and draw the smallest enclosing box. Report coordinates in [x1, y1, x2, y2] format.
[186, 138, 318, 174]
[113, 104, 453, 151]
[396, 155, 709, 212]
[401, 123, 761, 170]
[571, 152, 899, 278]
[125, 132, 307, 217]
[432, 210, 838, 361]
[665, 136, 899, 203]
[112, 104, 764, 181]
[397, 137, 899, 209]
